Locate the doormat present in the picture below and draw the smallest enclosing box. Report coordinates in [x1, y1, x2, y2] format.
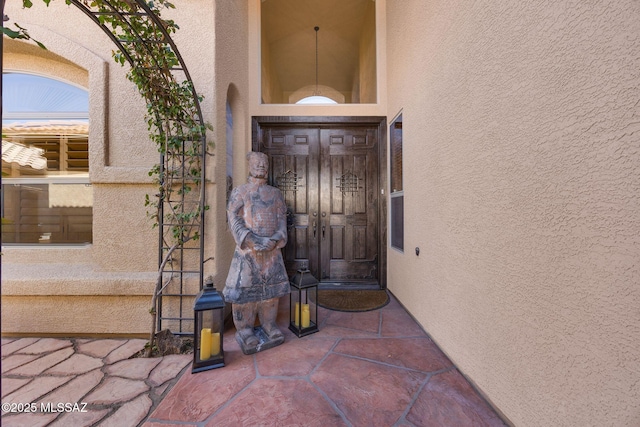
[317, 289, 390, 312]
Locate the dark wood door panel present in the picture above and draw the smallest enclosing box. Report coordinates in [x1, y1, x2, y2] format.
[256, 121, 381, 287]
[320, 127, 378, 284]
[262, 127, 319, 278]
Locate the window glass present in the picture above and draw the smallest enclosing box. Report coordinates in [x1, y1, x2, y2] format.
[2, 72, 91, 244]
[390, 113, 403, 251]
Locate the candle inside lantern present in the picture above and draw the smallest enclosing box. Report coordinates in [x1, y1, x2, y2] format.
[200, 328, 212, 360]
[211, 332, 220, 356]
[294, 302, 300, 326]
[301, 304, 310, 328]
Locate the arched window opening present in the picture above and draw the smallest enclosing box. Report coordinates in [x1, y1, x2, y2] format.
[295, 95, 338, 105]
[2, 72, 92, 244]
[225, 99, 234, 204]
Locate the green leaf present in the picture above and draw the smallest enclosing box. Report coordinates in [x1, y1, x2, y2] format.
[1, 27, 23, 39]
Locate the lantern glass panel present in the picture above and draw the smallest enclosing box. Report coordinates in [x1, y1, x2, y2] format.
[196, 310, 222, 361]
[193, 302, 225, 372]
[289, 271, 319, 337]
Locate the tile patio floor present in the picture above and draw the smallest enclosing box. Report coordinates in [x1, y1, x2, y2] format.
[1, 293, 507, 426]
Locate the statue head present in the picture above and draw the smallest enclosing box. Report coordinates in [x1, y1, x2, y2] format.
[247, 152, 269, 179]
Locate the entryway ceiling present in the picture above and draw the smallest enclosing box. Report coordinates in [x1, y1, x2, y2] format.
[261, 0, 373, 94]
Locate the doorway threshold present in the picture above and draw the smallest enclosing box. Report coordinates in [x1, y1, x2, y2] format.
[318, 282, 382, 291]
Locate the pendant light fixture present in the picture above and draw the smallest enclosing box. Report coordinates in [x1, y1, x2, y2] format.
[296, 25, 337, 104]
[314, 26, 320, 96]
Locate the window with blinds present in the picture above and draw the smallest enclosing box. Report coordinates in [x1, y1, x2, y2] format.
[1, 73, 91, 244]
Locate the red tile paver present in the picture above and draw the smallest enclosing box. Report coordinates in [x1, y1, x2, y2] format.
[149, 349, 256, 423]
[255, 336, 335, 377]
[206, 378, 347, 427]
[323, 309, 381, 333]
[311, 353, 428, 427]
[334, 337, 453, 372]
[381, 306, 428, 337]
[407, 369, 506, 427]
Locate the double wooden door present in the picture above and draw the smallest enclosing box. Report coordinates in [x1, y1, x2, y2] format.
[255, 124, 380, 287]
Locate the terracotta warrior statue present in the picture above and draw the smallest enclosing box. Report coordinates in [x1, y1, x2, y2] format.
[223, 152, 290, 354]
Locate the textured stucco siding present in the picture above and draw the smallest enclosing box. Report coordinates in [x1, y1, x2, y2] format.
[386, 1, 640, 426]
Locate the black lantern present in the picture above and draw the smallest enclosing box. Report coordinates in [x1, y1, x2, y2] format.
[289, 269, 319, 337]
[192, 278, 225, 373]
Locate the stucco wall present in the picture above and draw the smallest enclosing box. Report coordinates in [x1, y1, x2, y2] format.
[386, 1, 640, 426]
[210, 1, 251, 291]
[356, 1, 377, 104]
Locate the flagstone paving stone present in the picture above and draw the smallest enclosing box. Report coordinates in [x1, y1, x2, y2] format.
[83, 377, 149, 405]
[41, 369, 104, 405]
[7, 347, 75, 376]
[1, 411, 58, 427]
[1, 337, 189, 426]
[50, 408, 110, 427]
[1, 337, 40, 355]
[19, 339, 73, 355]
[1, 354, 39, 374]
[105, 357, 162, 380]
[103, 339, 147, 364]
[99, 394, 152, 427]
[1, 377, 32, 398]
[3, 376, 72, 403]
[147, 355, 191, 387]
[45, 354, 103, 375]
[76, 339, 126, 358]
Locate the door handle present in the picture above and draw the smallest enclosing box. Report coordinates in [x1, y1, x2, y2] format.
[321, 212, 326, 239]
[313, 221, 317, 238]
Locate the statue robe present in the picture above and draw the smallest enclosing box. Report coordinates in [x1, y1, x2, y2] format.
[223, 177, 290, 304]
